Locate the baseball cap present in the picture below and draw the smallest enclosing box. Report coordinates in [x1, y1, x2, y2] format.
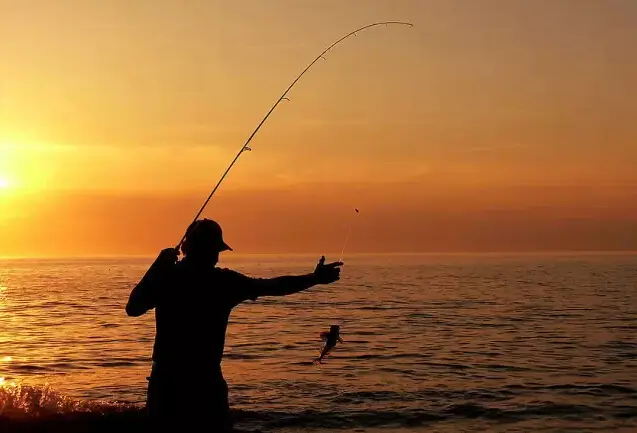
[183, 218, 232, 253]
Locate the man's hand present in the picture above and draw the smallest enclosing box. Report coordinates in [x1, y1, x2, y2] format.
[147, 247, 180, 275]
[313, 256, 343, 284]
[157, 247, 180, 265]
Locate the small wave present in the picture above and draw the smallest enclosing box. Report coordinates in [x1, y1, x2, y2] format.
[94, 361, 138, 368]
[419, 361, 471, 370]
[440, 401, 637, 421]
[247, 408, 445, 429]
[504, 383, 637, 395]
[223, 353, 262, 360]
[353, 330, 378, 336]
[606, 325, 637, 330]
[333, 390, 401, 403]
[357, 306, 396, 311]
[10, 365, 51, 373]
[605, 340, 637, 349]
[333, 388, 513, 404]
[482, 363, 532, 372]
[47, 363, 90, 371]
[547, 384, 637, 395]
[292, 361, 316, 367]
[407, 313, 435, 319]
[350, 352, 428, 361]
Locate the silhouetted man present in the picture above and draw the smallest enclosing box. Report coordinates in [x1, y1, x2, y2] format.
[125, 218, 343, 430]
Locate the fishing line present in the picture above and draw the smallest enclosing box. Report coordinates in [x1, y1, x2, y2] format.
[175, 21, 413, 250]
[330, 207, 360, 331]
[339, 208, 360, 262]
[314, 208, 360, 364]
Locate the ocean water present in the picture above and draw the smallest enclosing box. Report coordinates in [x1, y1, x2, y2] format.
[0, 253, 636, 432]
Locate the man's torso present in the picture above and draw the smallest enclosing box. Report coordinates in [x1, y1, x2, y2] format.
[151, 261, 256, 370]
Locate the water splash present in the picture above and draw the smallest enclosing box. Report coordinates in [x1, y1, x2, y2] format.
[0, 382, 138, 419]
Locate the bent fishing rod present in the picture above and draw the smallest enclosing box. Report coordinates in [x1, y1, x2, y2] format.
[176, 21, 413, 250]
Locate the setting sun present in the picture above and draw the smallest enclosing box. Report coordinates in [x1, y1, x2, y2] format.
[0, 177, 9, 190]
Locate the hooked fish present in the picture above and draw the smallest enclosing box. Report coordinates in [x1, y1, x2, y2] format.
[314, 325, 344, 364]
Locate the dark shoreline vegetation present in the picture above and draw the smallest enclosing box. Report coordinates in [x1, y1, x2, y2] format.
[0, 411, 146, 433]
[0, 410, 260, 433]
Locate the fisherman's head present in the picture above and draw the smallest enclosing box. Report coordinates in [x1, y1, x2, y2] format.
[330, 325, 340, 333]
[181, 218, 232, 263]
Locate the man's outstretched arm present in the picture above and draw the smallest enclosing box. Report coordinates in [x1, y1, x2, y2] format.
[248, 256, 342, 298]
[126, 248, 178, 317]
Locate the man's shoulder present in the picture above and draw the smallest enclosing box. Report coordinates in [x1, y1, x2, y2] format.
[214, 267, 261, 303]
[214, 267, 251, 281]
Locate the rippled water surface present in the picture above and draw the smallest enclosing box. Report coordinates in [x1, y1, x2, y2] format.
[1, 253, 636, 432]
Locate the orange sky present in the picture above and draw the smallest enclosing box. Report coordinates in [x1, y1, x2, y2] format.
[1, 0, 636, 257]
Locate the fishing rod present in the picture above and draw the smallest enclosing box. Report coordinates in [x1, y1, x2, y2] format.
[176, 21, 413, 250]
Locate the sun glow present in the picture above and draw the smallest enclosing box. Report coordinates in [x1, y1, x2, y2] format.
[0, 141, 53, 192]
